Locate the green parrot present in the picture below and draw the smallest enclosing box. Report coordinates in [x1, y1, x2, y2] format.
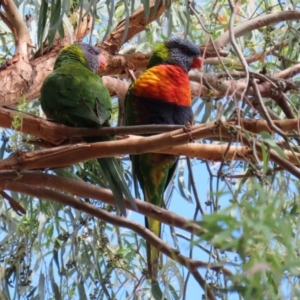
[39, 43, 137, 216]
[125, 38, 202, 280]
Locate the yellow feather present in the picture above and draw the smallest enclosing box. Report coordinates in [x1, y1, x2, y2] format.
[154, 43, 169, 61]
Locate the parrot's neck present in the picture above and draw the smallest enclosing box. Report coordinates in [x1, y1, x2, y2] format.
[147, 54, 164, 69]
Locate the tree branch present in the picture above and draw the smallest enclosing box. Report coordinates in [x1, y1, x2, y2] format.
[101, 0, 171, 54]
[0, 170, 206, 237]
[275, 62, 300, 79]
[0, 178, 221, 297]
[251, 140, 300, 179]
[0, 126, 215, 170]
[0, 8, 93, 106]
[1, 132, 300, 172]
[190, 71, 299, 117]
[0, 0, 33, 61]
[213, 10, 300, 50]
[0, 106, 224, 144]
[246, 40, 288, 64]
[1, 107, 300, 146]
[192, 271, 216, 300]
[0, 190, 26, 215]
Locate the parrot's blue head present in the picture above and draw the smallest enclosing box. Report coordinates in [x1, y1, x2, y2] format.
[147, 38, 202, 72]
[54, 43, 107, 72]
[77, 43, 107, 72]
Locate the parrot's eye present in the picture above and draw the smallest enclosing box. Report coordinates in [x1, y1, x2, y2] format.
[88, 49, 96, 55]
[181, 47, 189, 54]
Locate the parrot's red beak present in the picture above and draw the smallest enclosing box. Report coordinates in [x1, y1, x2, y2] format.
[99, 55, 107, 70]
[190, 57, 203, 69]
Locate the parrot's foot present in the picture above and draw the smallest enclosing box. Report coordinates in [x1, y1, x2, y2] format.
[183, 122, 194, 142]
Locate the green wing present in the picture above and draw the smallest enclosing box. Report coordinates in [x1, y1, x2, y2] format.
[41, 63, 111, 127]
[40, 62, 137, 215]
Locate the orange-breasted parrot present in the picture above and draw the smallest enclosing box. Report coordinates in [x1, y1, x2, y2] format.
[39, 43, 137, 216]
[125, 38, 202, 280]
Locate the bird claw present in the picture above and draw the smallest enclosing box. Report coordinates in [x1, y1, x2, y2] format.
[183, 122, 194, 142]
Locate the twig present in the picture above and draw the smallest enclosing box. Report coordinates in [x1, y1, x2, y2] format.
[0, 190, 26, 215]
[228, 0, 250, 105]
[183, 229, 193, 300]
[250, 78, 287, 136]
[176, 232, 217, 257]
[224, 166, 283, 179]
[252, 140, 300, 179]
[250, 73, 296, 119]
[246, 39, 289, 64]
[188, 1, 235, 91]
[186, 157, 204, 215]
[191, 271, 216, 300]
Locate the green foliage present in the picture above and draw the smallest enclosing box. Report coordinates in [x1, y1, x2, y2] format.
[197, 180, 300, 299]
[11, 97, 27, 132]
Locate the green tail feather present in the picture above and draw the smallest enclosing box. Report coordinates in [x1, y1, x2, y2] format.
[145, 214, 162, 280]
[97, 157, 137, 216]
[85, 136, 137, 216]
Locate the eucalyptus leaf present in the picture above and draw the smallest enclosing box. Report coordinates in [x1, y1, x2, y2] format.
[37, 0, 49, 49]
[50, 260, 61, 300]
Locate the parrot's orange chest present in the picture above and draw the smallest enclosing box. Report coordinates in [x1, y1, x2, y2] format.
[132, 65, 191, 107]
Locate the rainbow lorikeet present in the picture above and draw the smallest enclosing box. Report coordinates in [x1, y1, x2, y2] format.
[125, 38, 202, 280]
[39, 43, 137, 216]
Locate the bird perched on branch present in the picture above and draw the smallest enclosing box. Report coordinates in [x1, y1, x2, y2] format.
[39, 43, 137, 216]
[125, 38, 202, 280]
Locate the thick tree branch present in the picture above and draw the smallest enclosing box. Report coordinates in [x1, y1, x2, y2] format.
[0, 0, 35, 103]
[102, 76, 131, 98]
[101, 0, 171, 54]
[1, 133, 300, 171]
[0, 0, 33, 61]
[0, 106, 228, 144]
[1, 106, 300, 148]
[275, 63, 300, 80]
[99, 53, 150, 77]
[0, 9, 93, 106]
[0, 126, 218, 170]
[0, 0, 173, 105]
[213, 11, 300, 50]
[2, 104, 300, 174]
